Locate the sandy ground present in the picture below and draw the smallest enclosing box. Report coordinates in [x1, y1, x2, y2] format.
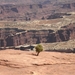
[0, 49, 75, 75]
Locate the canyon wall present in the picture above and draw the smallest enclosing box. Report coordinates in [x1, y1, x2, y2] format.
[0, 1, 75, 21]
[13, 23, 75, 46]
[0, 23, 75, 48]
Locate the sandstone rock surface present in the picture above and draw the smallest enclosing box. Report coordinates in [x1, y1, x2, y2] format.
[0, 49, 75, 75]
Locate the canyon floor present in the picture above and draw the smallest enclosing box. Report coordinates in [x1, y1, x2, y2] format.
[0, 49, 75, 75]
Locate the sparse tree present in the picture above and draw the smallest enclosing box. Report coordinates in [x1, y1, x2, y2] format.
[35, 44, 43, 56]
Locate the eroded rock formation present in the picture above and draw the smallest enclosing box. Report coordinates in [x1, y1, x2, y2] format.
[0, 1, 75, 21]
[0, 23, 75, 48]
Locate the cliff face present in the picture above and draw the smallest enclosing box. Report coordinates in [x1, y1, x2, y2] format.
[13, 23, 75, 46]
[0, 23, 75, 47]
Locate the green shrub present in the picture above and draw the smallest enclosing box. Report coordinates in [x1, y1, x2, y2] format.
[35, 44, 43, 56]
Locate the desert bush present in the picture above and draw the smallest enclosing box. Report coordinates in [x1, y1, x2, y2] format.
[35, 44, 43, 56]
